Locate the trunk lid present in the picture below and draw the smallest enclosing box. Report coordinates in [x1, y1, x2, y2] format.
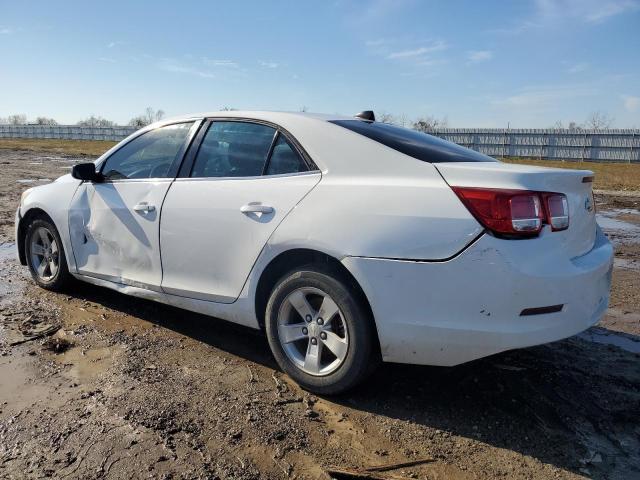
[435, 162, 597, 258]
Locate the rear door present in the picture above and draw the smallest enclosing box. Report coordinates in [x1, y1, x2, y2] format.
[68, 121, 198, 289]
[160, 120, 320, 303]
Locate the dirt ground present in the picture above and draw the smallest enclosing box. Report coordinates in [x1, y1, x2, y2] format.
[1, 149, 639, 480]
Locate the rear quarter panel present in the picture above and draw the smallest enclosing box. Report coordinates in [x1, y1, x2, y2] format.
[267, 162, 483, 260]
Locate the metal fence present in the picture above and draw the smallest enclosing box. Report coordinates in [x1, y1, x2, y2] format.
[1, 124, 639, 162]
[430, 128, 639, 163]
[0, 124, 137, 141]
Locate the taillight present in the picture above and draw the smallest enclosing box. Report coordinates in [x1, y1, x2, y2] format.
[452, 187, 569, 238]
[509, 194, 543, 233]
[542, 193, 569, 231]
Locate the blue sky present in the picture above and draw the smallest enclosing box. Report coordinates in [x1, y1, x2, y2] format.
[1, 0, 639, 127]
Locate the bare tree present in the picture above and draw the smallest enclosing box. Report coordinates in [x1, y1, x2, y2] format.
[127, 115, 149, 128]
[299, 106, 309, 112]
[412, 115, 449, 133]
[35, 116, 58, 125]
[220, 106, 237, 111]
[567, 121, 582, 130]
[128, 107, 165, 128]
[585, 111, 614, 130]
[7, 114, 27, 125]
[144, 107, 164, 124]
[128, 116, 147, 128]
[77, 115, 116, 127]
[378, 112, 396, 124]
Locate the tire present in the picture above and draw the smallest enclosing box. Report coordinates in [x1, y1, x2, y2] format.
[24, 217, 72, 291]
[265, 266, 377, 395]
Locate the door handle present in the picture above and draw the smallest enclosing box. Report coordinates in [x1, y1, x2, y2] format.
[133, 202, 156, 213]
[240, 203, 274, 214]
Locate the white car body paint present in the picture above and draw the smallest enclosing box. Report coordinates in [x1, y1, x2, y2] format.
[68, 179, 171, 289]
[344, 227, 612, 364]
[435, 162, 597, 258]
[18, 174, 82, 271]
[16, 111, 614, 366]
[160, 172, 322, 303]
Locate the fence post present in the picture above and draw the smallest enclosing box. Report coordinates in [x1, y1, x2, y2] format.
[502, 128, 505, 160]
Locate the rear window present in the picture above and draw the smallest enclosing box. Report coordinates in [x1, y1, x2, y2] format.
[330, 120, 497, 163]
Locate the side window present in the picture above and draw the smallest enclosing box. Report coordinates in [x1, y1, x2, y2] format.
[101, 122, 194, 180]
[191, 121, 276, 178]
[265, 135, 308, 175]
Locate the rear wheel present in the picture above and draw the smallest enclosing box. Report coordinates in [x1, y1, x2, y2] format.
[25, 218, 72, 291]
[265, 266, 376, 395]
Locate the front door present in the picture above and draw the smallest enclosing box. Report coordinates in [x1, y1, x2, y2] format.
[160, 120, 320, 302]
[68, 121, 197, 289]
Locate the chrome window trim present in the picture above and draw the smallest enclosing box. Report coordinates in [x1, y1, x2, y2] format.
[97, 178, 175, 184]
[201, 116, 319, 173]
[172, 170, 321, 182]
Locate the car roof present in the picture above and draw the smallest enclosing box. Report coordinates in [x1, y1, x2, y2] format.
[132, 111, 482, 177]
[158, 110, 353, 125]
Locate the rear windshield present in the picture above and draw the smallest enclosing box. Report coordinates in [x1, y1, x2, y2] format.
[330, 120, 497, 163]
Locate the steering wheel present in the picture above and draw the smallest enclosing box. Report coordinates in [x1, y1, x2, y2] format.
[149, 162, 171, 178]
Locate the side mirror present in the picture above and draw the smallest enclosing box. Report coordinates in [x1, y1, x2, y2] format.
[71, 163, 102, 182]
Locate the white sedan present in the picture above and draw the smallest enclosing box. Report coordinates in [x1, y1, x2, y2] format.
[16, 111, 613, 394]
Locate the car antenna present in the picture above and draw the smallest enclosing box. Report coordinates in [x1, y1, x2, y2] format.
[355, 110, 375, 122]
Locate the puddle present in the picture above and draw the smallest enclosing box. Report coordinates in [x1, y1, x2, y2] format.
[0, 243, 18, 304]
[55, 346, 117, 383]
[597, 208, 640, 244]
[597, 215, 637, 231]
[614, 257, 640, 270]
[49, 157, 82, 163]
[16, 178, 52, 184]
[0, 242, 16, 262]
[0, 357, 50, 411]
[579, 327, 640, 354]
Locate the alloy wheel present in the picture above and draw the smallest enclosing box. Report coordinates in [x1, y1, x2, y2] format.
[277, 287, 349, 376]
[30, 226, 59, 281]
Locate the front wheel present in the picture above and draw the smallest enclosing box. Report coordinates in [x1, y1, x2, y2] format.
[24, 217, 72, 291]
[265, 267, 376, 395]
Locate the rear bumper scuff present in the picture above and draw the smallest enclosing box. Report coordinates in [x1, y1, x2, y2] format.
[343, 226, 613, 366]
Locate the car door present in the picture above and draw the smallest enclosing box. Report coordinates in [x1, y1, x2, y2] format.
[160, 119, 321, 303]
[68, 121, 198, 289]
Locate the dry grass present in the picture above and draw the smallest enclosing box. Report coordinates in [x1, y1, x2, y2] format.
[0, 138, 117, 157]
[503, 158, 640, 192]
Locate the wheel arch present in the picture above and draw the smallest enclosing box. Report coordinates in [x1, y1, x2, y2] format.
[17, 207, 55, 265]
[254, 248, 381, 356]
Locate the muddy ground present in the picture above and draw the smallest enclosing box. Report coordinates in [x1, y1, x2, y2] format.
[0, 149, 639, 480]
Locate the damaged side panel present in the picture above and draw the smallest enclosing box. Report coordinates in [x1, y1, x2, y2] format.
[68, 180, 171, 289]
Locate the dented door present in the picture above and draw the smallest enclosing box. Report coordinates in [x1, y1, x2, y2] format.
[68, 180, 171, 289]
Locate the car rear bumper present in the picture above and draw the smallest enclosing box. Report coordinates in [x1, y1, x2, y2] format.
[342, 226, 613, 366]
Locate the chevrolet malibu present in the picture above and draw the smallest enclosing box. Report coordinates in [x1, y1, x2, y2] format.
[16, 111, 613, 394]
